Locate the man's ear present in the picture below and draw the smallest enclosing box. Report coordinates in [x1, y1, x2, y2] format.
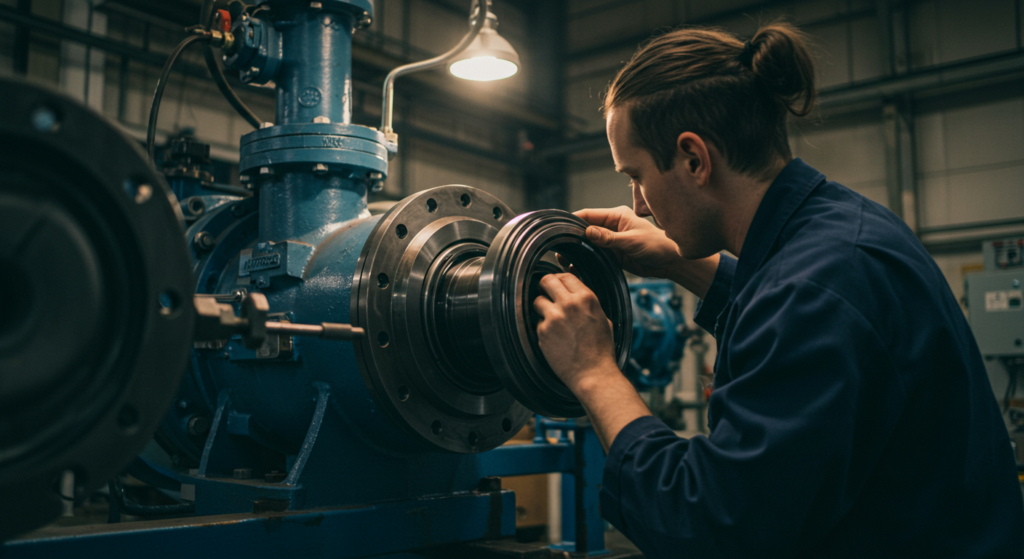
[675, 132, 711, 186]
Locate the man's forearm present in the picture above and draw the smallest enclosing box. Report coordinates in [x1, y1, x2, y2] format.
[666, 253, 720, 300]
[574, 367, 652, 452]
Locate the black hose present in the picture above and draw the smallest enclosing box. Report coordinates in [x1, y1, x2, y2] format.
[204, 45, 262, 129]
[198, 0, 263, 129]
[199, 0, 215, 34]
[147, 33, 211, 165]
[109, 477, 195, 518]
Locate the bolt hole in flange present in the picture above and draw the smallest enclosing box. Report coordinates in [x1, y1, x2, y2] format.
[397, 385, 410, 401]
[158, 290, 181, 317]
[460, 193, 472, 207]
[123, 178, 152, 204]
[396, 224, 408, 238]
[493, 207, 503, 220]
[377, 331, 390, 347]
[468, 431, 479, 445]
[431, 420, 443, 435]
[377, 273, 389, 288]
[426, 198, 438, 213]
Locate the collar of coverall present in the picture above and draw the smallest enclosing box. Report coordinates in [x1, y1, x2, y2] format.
[729, 157, 827, 299]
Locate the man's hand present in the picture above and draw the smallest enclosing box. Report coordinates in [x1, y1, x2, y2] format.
[533, 273, 618, 394]
[533, 273, 652, 452]
[576, 205, 721, 299]
[575, 206, 682, 279]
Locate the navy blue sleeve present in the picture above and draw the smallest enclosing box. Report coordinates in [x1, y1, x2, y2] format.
[693, 254, 736, 335]
[600, 280, 906, 558]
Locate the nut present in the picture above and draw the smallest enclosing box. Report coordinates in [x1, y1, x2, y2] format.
[193, 231, 216, 252]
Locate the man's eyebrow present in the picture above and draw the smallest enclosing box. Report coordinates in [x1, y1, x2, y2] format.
[616, 166, 639, 175]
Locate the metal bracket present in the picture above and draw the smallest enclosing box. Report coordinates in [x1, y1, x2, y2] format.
[238, 240, 314, 288]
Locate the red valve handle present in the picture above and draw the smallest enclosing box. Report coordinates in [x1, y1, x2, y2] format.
[214, 9, 231, 32]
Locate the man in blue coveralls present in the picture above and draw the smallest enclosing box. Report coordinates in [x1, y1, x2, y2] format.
[532, 22, 1024, 558]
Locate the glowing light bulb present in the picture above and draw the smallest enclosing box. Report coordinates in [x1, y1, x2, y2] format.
[449, 56, 519, 81]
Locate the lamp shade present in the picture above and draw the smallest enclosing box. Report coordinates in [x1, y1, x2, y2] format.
[448, 27, 520, 81]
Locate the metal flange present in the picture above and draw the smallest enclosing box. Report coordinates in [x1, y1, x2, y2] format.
[0, 76, 194, 539]
[353, 187, 633, 452]
[479, 210, 633, 418]
[352, 186, 531, 453]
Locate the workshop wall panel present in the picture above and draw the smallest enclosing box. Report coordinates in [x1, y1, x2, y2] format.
[407, 140, 526, 211]
[790, 120, 889, 207]
[408, 1, 467, 58]
[565, 74, 612, 134]
[808, 20, 850, 89]
[567, 151, 630, 213]
[915, 97, 1024, 228]
[569, 2, 647, 54]
[909, 0, 1019, 68]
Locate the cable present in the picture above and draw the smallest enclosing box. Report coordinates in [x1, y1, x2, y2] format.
[108, 477, 195, 518]
[199, 0, 263, 129]
[147, 33, 211, 165]
[204, 45, 262, 129]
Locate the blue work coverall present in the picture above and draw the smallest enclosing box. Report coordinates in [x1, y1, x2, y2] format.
[600, 158, 1024, 558]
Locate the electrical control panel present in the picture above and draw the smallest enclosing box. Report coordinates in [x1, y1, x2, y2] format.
[983, 236, 1024, 270]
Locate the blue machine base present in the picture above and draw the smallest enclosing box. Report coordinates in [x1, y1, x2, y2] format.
[4, 490, 515, 559]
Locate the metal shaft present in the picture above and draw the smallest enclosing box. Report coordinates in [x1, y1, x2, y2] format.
[266, 321, 364, 340]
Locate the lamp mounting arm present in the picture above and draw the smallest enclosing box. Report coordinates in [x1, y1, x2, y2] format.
[380, 0, 489, 149]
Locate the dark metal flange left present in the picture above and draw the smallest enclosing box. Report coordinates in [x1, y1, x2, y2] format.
[0, 77, 194, 539]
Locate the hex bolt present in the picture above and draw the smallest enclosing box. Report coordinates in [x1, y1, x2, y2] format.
[187, 415, 211, 436]
[310, 1, 322, 8]
[312, 116, 330, 124]
[193, 231, 216, 252]
[313, 163, 329, 175]
[259, 122, 274, 129]
[233, 468, 253, 480]
[249, 66, 260, 76]
[259, 167, 273, 176]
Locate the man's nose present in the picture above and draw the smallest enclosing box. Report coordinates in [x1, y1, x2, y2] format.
[632, 182, 652, 218]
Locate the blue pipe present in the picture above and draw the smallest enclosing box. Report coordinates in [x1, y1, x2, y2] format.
[276, 8, 353, 125]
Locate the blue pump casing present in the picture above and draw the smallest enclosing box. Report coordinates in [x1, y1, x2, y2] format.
[627, 281, 690, 390]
